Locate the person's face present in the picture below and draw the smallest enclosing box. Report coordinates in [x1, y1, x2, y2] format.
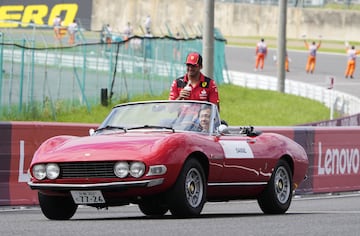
[186, 64, 201, 77]
[199, 108, 211, 131]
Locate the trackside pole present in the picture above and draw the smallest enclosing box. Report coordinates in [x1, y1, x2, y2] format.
[327, 76, 335, 120]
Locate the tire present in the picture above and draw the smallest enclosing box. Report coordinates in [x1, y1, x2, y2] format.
[257, 159, 293, 214]
[167, 158, 206, 218]
[38, 192, 78, 220]
[138, 197, 168, 216]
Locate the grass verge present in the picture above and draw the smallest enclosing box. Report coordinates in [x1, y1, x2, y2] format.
[6, 84, 334, 126]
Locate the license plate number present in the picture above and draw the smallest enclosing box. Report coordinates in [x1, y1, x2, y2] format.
[70, 191, 105, 204]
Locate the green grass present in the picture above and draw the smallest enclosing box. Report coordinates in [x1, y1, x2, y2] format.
[17, 84, 333, 126]
[218, 84, 331, 126]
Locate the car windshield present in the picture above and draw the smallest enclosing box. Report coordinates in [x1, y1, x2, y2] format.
[97, 101, 219, 134]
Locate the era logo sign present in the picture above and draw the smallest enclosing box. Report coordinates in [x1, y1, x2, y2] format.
[0, 3, 78, 27]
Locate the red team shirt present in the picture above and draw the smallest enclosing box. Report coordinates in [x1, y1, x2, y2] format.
[169, 73, 220, 107]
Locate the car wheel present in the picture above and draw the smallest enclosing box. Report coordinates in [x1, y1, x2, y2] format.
[257, 159, 293, 214]
[167, 158, 206, 218]
[38, 192, 78, 220]
[138, 197, 168, 216]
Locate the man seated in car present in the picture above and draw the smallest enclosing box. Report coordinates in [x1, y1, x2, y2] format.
[197, 105, 211, 132]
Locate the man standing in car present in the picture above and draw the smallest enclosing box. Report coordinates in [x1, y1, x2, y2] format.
[168, 52, 220, 111]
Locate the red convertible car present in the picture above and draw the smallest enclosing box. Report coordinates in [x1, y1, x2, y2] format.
[28, 100, 308, 220]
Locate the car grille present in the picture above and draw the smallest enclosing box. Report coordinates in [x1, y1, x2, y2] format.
[59, 162, 117, 178]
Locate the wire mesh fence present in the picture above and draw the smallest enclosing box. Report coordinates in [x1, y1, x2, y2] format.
[0, 27, 228, 120]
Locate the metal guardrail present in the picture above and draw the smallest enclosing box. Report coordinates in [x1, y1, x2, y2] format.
[216, 0, 360, 7]
[226, 71, 360, 116]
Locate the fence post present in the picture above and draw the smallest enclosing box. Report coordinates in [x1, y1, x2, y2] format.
[19, 39, 26, 112]
[0, 32, 3, 114]
[101, 88, 108, 106]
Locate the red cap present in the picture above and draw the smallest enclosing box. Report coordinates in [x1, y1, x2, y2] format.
[185, 52, 202, 66]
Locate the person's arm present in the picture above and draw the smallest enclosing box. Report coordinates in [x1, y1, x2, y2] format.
[264, 46, 268, 57]
[168, 80, 180, 100]
[169, 79, 191, 100]
[317, 40, 321, 49]
[304, 40, 310, 50]
[208, 80, 220, 112]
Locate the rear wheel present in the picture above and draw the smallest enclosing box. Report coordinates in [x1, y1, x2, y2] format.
[38, 192, 78, 220]
[257, 159, 293, 214]
[167, 158, 206, 218]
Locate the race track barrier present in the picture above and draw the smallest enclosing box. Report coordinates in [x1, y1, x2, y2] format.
[226, 71, 360, 116]
[1, 122, 359, 206]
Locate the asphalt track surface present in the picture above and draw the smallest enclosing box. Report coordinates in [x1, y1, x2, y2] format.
[1, 193, 360, 236]
[225, 46, 360, 98]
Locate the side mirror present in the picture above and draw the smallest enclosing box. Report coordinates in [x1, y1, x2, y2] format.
[218, 124, 228, 133]
[89, 128, 95, 136]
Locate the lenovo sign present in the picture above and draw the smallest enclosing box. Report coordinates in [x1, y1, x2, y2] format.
[312, 129, 360, 193]
[317, 142, 359, 176]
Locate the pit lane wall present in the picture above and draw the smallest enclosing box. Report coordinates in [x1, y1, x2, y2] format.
[1, 122, 360, 206]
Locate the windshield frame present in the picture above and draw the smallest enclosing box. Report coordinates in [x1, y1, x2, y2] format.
[97, 100, 220, 135]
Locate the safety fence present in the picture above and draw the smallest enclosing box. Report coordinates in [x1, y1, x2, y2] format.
[0, 28, 227, 120]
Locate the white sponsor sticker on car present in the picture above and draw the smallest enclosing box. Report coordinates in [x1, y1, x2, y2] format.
[219, 140, 254, 158]
[71, 190, 106, 204]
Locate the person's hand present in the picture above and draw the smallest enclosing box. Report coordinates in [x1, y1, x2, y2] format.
[178, 89, 191, 100]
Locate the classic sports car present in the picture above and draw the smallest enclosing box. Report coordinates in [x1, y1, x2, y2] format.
[28, 100, 308, 220]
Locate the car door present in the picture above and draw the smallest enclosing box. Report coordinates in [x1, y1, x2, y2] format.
[217, 134, 274, 184]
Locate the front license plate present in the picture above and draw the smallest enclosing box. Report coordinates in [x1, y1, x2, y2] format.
[70, 190, 105, 204]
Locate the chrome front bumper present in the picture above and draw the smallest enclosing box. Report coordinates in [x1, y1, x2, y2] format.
[28, 178, 164, 191]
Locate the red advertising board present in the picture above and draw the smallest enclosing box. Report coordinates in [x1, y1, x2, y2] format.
[4, 122, 97, 205]
[1, 123, 360, 206]
[312, 127, 360, 192]
[262, 126, 360, 193]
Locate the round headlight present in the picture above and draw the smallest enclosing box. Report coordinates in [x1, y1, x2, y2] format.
[114, 161, 129, 178]
[129, 162, 145, 178]
[46, 163, 60, 180]
[32, 164, 46, 180]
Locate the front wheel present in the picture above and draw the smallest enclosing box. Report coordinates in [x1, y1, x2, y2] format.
[257, 159, 293, 214]
[167, 158, 206, 218]
[138, 197, 168, 216]
[38, 192, 78, 220]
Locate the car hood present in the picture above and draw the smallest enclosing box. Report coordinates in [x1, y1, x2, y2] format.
[36, 132, 181, 163]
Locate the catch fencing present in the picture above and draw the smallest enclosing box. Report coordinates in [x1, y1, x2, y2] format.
[0, 27, 227, 120]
